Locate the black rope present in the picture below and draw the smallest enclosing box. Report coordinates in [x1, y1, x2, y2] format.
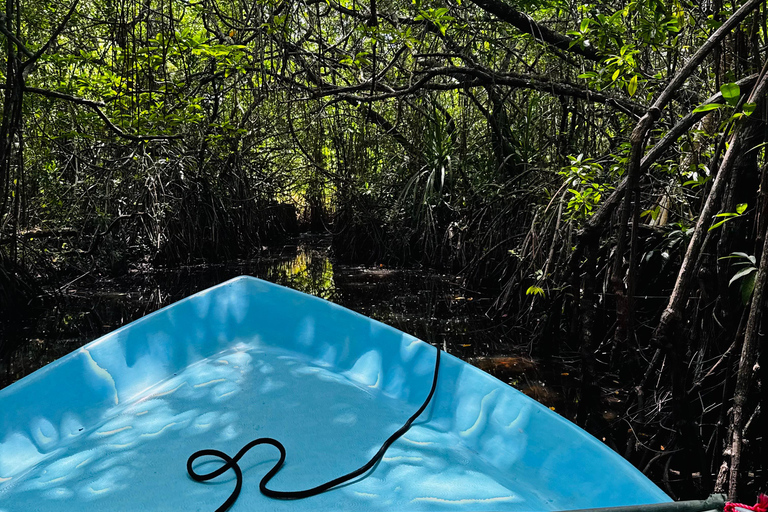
[187, 347, 441, 512]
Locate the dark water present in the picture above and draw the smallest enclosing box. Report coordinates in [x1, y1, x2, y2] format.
[0, 235, 578, 418]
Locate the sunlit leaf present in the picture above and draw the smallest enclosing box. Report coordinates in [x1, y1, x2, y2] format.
[526, 286, 545, 297]
[709, 218, 732, 231]
[693, 103, 724, 113]
[628, 75, 638, 96]
[720, 82, 740, 106]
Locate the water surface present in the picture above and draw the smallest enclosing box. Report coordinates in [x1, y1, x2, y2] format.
[0, 236, 576, 418]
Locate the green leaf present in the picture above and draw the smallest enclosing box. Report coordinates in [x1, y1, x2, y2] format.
[736, 203, 748, 214]
[526, 285, 545, 297]
[741, 271, 757, 305]
[718, 252, 749, 261]
[743, 102, 757, 116]
[580, 18, 590, 32]
[709, 218, 732, 231]
[641, 206, 660, 220]
[729, 266, 756, 287]
[733, 252, 753, 261]
[611, 68, 620, 81]
[693, 103, 724, 113]
[683, 176, 711, 188]
[720, 82, 740, 106]
[628, 75, 638, 97]
[665, 18, 681, 32]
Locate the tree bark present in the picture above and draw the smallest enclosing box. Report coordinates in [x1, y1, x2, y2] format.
[724, 86, 768, 495]
[727, 200, 768, 499]
[468, 0, 601, 61]
[607, 0, 766, 347]
[652, 62, 768, 354]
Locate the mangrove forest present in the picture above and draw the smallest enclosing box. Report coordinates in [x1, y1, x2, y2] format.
[1, 0, 767, 501]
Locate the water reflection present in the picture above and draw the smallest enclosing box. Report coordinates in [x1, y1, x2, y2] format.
[264, 245, 337, 300]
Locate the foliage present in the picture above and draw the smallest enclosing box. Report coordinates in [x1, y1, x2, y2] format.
[720, 251, 758, 304]
[559, 154, 613, 220]
[709, 202, 748, 232]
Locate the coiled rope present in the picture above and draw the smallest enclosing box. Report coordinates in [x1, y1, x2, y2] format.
[187, 347, 441, 512]
[725, 495, 768, 512]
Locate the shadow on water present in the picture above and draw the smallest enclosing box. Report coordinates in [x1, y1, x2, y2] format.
[0, 235, 579, 420]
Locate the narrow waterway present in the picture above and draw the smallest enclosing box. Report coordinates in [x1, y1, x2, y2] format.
[1, 235, 579, 419]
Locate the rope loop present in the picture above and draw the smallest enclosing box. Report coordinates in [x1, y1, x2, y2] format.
[187, 347, 441, 512]
[725, 494, 768, 512]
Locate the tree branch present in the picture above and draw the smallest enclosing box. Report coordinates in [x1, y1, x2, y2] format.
[607, 0, 765, 346]
[0, 14, 34, 59]
[581, 72, 761, 242]
[468, 0, 601, 61]
[313, 66, 645, 116]
[12, 86, 182, 141]
[358, 104, 423, 163]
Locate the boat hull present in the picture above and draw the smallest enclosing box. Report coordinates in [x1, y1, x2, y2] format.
[0, 276, 669, 511]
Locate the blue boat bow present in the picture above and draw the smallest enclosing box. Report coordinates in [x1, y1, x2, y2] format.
[0, 276, 670, 511]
